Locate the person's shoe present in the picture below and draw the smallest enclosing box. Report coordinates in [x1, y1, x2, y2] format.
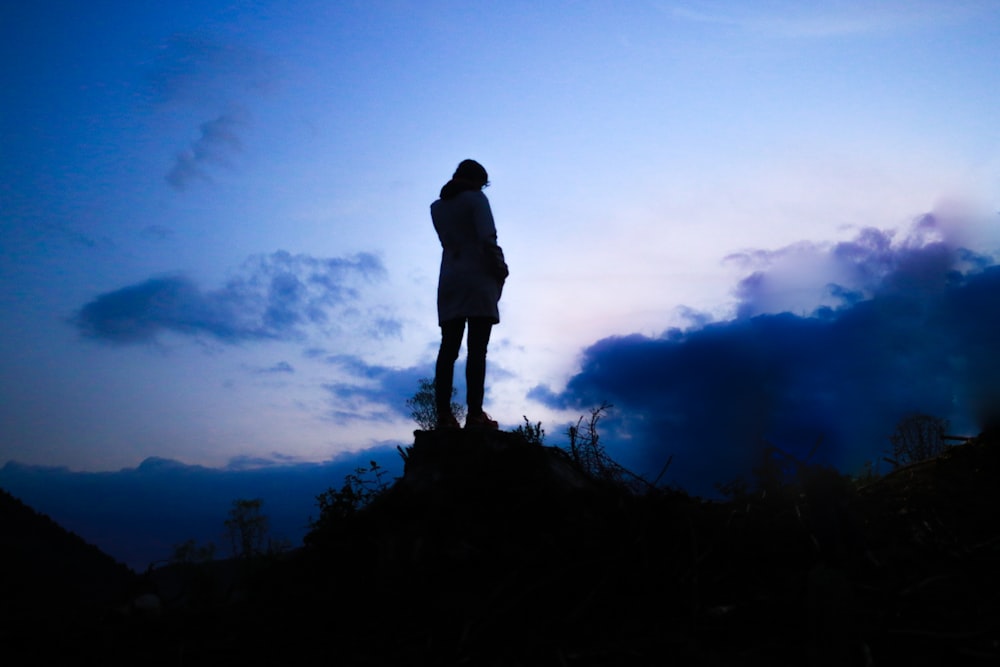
[465, 411, 498, 430]
[435, 412, 461, 430]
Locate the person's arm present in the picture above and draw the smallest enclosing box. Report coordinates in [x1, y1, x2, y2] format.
[472, 193, 498, 245]
[473, 194, 508, 282]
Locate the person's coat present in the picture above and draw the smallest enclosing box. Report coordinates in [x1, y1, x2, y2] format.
[431, 189, 508, 325]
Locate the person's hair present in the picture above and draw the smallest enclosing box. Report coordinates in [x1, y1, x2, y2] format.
[452, 159, 488, 187]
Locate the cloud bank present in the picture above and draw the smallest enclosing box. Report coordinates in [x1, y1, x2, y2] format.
[533, 217, 1000, 496]
[75, 251, 389, 345]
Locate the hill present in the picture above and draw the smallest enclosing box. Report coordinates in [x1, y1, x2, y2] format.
[0, 487, 134, 659]
[6, 428, 1000, 665]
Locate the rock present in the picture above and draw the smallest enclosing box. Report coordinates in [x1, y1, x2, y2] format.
[399, 428, 597, 495]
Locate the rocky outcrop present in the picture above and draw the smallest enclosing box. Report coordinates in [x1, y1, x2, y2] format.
[347, 428, 632, 571]
[399, 428, 599, 494]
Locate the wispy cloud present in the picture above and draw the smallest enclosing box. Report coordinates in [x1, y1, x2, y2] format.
[224, 451, 303, 470]
[248, 361, 295, 375]
[74, 251, 388, 345]
[532, 217, 1000, 496]
[321, 355, 433, 424]
[166, 110, 246, 190]
[148, 33, 276, 191]
[667, 2, 986, 38]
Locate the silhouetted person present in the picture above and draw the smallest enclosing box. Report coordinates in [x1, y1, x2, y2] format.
[431, 159, 509, 429]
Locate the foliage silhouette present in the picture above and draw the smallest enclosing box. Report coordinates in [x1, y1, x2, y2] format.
[224, 498, 269, 559]
[309, 460, 392, 536]
[563, 402, 662, 492]
[852, 459, 881, 487]
[512, 415, 545, 445]
[886, 412, 949, 467]
[566, 401, 614, 478]
[169, 538, 215, 565]
[407, 376, 465, 429]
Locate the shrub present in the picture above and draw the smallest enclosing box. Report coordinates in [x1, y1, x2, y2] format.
[311, 460, 392, 531]
[513, 416, 545, 445]
[406, 377, 466, 429]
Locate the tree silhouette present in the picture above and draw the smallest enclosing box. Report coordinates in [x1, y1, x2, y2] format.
[888, 412, 948, 467]
[224, 498, 269, 558]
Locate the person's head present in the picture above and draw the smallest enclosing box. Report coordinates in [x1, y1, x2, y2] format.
[452, 159, 489, 189]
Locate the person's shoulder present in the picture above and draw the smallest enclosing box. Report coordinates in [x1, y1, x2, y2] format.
[432, 190, 488, 211]
[459, 190, 490, 208]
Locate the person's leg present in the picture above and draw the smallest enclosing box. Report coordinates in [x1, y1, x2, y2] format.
[465, 317, 494, 417]
[435, 318, 465, 426]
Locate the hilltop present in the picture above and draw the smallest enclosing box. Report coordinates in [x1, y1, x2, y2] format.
[4, 427, 999, 665]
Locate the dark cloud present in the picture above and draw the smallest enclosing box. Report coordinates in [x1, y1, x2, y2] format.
[319, 352, 515, 425]
[318, 352, 516, 426]
[74, 251, 387, 345]
[321, 355, 433, 423]
[250, 361, 295, 375]
[534, 221, 1000, 497]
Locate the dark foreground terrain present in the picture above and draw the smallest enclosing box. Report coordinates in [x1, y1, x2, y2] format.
[3, 428, 999, 666]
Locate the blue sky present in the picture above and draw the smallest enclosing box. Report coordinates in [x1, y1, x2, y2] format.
[3, 1, 1000, 499]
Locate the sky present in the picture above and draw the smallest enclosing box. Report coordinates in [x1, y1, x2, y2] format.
[3, 0, 1000, 520]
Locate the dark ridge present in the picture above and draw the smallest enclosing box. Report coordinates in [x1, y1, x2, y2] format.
[0, 487, 134, 594]
[0, 487, 134, 655]
[6, 429, 1000, 665]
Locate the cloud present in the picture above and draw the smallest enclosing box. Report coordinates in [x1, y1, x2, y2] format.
[533, 219, 1000, 497]
[249, 361, 295, 375]
[225, 451, 302, 470]
[667, 2, 982, 38]
[147, 34, 276, 191]
[318, 351, 515, 426]
[726, 217, 990, 319]
[166, 111, 245, 190]
[321, 355, 432, 424]
[38, 221, 110, 250]
[370, 316, 404, 339]
[74, 251, 388, 345]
